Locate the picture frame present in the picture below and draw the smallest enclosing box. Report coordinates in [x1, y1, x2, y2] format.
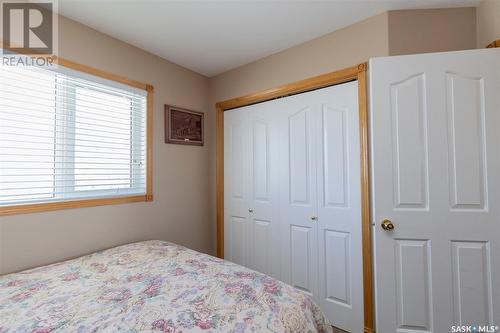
[164, 105, 204, 146]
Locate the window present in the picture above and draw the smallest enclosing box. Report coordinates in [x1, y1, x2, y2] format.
[0, 60, 152, 214]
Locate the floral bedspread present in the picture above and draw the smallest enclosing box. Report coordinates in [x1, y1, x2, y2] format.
[0, 240, 330, 332]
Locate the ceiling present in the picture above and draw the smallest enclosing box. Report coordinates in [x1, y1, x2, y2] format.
[58, 0, 481, 77]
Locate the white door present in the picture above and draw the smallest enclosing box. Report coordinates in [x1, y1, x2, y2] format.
[224, 107, 251, 267]
[370, 48, 500, 333]
[224, 102, 281, 279]
[247, 102, 281, 278]
[278, 83, 364, 332]
[315, 82, 364, 333]
[278, 93, 319, 300]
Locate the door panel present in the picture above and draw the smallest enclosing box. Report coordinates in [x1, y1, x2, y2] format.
[279, 99, 318, 300]
[451, 241, 493, 324]
[288, 108, 312, 205]
[290, 224, 315, 295]
[278, 83, 364, 332]
[252, 219, 271, 274]
[324, 229, 350, 305]
[395, 239, 432, 332]
[229, 216, 249, 266]
[390, 73, 429, 209]
[224, 109, 250, 267]
[315, 82, 364, 333]
[226, 82, 364, 333]
[322, 106, 348, 207]
[224, 101, 280, 279]
[248, 103, 281, 279]
[445, 73, 486, 210]
[370, 48, 500, 332]
[252, 119, 270, 202]
[229, 122, 246, 200]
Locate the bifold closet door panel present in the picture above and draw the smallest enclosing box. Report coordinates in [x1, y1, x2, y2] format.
[247, 102, 281, 279]
[224, 81, 365, 333]
[315, 82, 364, 333]
[224, 108, 251, 268]
[277, 94, 319, 299]
[276, 83, 364, 332]
[224, 102, 281, 279]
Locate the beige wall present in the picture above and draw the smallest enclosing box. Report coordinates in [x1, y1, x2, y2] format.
[476, 0, 500, 48]
[0, 16, 212, 275]
[209, 13, 389, 103]
[388, 8, 476, 56]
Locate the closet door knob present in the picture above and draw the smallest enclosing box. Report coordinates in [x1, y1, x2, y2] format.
[311, 216, 318, 221]
[248, 209, 254, 213]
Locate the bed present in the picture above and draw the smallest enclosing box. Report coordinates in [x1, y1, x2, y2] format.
[0, 240, 330, 332]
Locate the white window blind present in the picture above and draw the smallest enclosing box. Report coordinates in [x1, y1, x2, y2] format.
[0, 64, 148, 207]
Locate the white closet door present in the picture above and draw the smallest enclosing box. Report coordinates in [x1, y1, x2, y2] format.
[370, 48, 500, 332]
[278, 94, 319, 299]
[224, 108, 251, 267]
[248, 102, 281, 278]
[225, 82, 365, 332]
[315, 82, 364, 333]
[224, 102, 281, 278]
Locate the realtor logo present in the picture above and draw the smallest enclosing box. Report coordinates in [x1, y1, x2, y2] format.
[1, 0, 54, 54]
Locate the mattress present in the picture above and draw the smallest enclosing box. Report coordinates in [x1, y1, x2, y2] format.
[0, 240, 330, 332]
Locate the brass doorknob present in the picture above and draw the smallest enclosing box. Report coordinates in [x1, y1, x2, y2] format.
[381, 219, 395, 231]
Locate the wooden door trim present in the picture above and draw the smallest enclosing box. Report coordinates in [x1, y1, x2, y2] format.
[215, 63, 374, 333]
[486, 39, 500, 48]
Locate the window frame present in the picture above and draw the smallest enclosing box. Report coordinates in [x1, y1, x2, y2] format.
[0, 57, 154, 216]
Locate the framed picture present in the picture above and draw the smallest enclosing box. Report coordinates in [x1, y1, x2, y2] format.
[164, 105, 204, 146]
